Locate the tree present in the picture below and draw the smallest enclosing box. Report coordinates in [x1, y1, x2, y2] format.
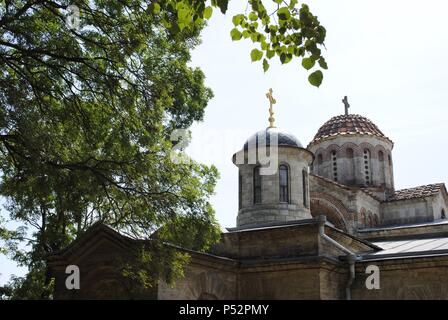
[0, 0, 326, 299]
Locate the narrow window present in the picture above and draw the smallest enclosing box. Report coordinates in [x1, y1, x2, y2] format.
[364, 149, 372, 185]
[279, 165, 289, 203]
[317, 154, 323, 175]
[332, 151, 338, 181]
[374, 215, 379, 227]
[238, 174, 242, 209]
[378, 151, 384, 162]
[317, 154, 323, 165]
[367, 214, 373, 228]
[253, 166, 262, 204]
[346, 148, 355, 182]
[360, 211, 366, 227]
[302, 169, 308, 208]
[442, 209, 446, 219]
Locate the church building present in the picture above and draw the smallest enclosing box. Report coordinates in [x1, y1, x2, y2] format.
[49, 92, 448, 300]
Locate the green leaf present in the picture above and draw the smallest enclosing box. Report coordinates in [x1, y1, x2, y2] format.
[302, 57, 315, 70]
[308, 70, 323, 87]
[203, 6, 213, 20]
[230, 28, 242, 41]
[152, 3, 161, 14]
[266, 50, 275, 59]
[232, 14, 245, 26]
[250, 49, 263, 62]
[280, 53, 292, 64]
[216, 0, 228, 14]
[263, 59, 269, 72]
[249, 12, 258, 21]
[318, 58, 328, 69]
[277, 7, 290, 21]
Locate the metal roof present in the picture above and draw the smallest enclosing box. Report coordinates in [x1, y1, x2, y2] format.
[361, 237, 448, 260]
[373, 238, 448, 254]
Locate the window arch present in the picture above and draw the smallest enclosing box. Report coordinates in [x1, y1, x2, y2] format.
[302, 169, 308, 208]
[442, 209, 446, 219]
[331, 150, 338, 182]
[253, 166, 262, 204]
[279, 165, 289, 203]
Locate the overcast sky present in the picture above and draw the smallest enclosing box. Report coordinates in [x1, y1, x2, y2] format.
[1, 0, 448, 285]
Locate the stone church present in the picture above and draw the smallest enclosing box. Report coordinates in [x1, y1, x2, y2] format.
[49, 94, 448, 300]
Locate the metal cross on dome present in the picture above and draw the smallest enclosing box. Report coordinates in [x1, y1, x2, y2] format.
[266, 88, 277, 128]
[342, 96, 350, 116]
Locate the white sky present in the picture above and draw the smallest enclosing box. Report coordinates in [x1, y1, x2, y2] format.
[1, 0, 448, 285]
[188, 0, 448, 229]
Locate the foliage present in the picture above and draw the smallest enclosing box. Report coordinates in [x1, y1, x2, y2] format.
[122, 242, 191, 289]
[0, 0, 327, 299]
[152, 0, 327, 86]
[0, 0, 217, 299]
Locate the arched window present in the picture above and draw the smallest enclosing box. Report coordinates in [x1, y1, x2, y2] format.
[378, 150, 386, 186]
[367, 214, 373, 228]
[331, 151, 338, 181]
[302, 169, 308, 208]
[238, 174, 242, 209]
[360, 211, 366, 227]
[346, 148, 355, 183]
[442, 209, 446, 219]
[253, 166, 262, 204]
[316, 154, 323, 176]
[374, 214, 379, 227]
[364, 149, 372, 185]
[279, 165, 289, 203]
[388, 154, 392, 167]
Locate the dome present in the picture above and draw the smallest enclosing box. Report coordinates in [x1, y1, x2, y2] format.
[309, 114, 392, 145]
[243, 127, 303, 149]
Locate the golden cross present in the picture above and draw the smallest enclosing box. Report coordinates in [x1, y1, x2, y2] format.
[266, 88, 277, 128]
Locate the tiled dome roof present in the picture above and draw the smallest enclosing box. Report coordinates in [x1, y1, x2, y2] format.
[310, 114, 392, 145]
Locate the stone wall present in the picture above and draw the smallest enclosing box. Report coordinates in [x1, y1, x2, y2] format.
[234, 146, 313, 229]
[381, 197, 434, 226]
[157, 255, 237, 300]
[309, 174, 382, 233]
[308, 135, 394, 191]
[352, 256, 448, 299]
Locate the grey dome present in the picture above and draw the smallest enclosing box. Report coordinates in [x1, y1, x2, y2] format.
[243, 127, 303, 149]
